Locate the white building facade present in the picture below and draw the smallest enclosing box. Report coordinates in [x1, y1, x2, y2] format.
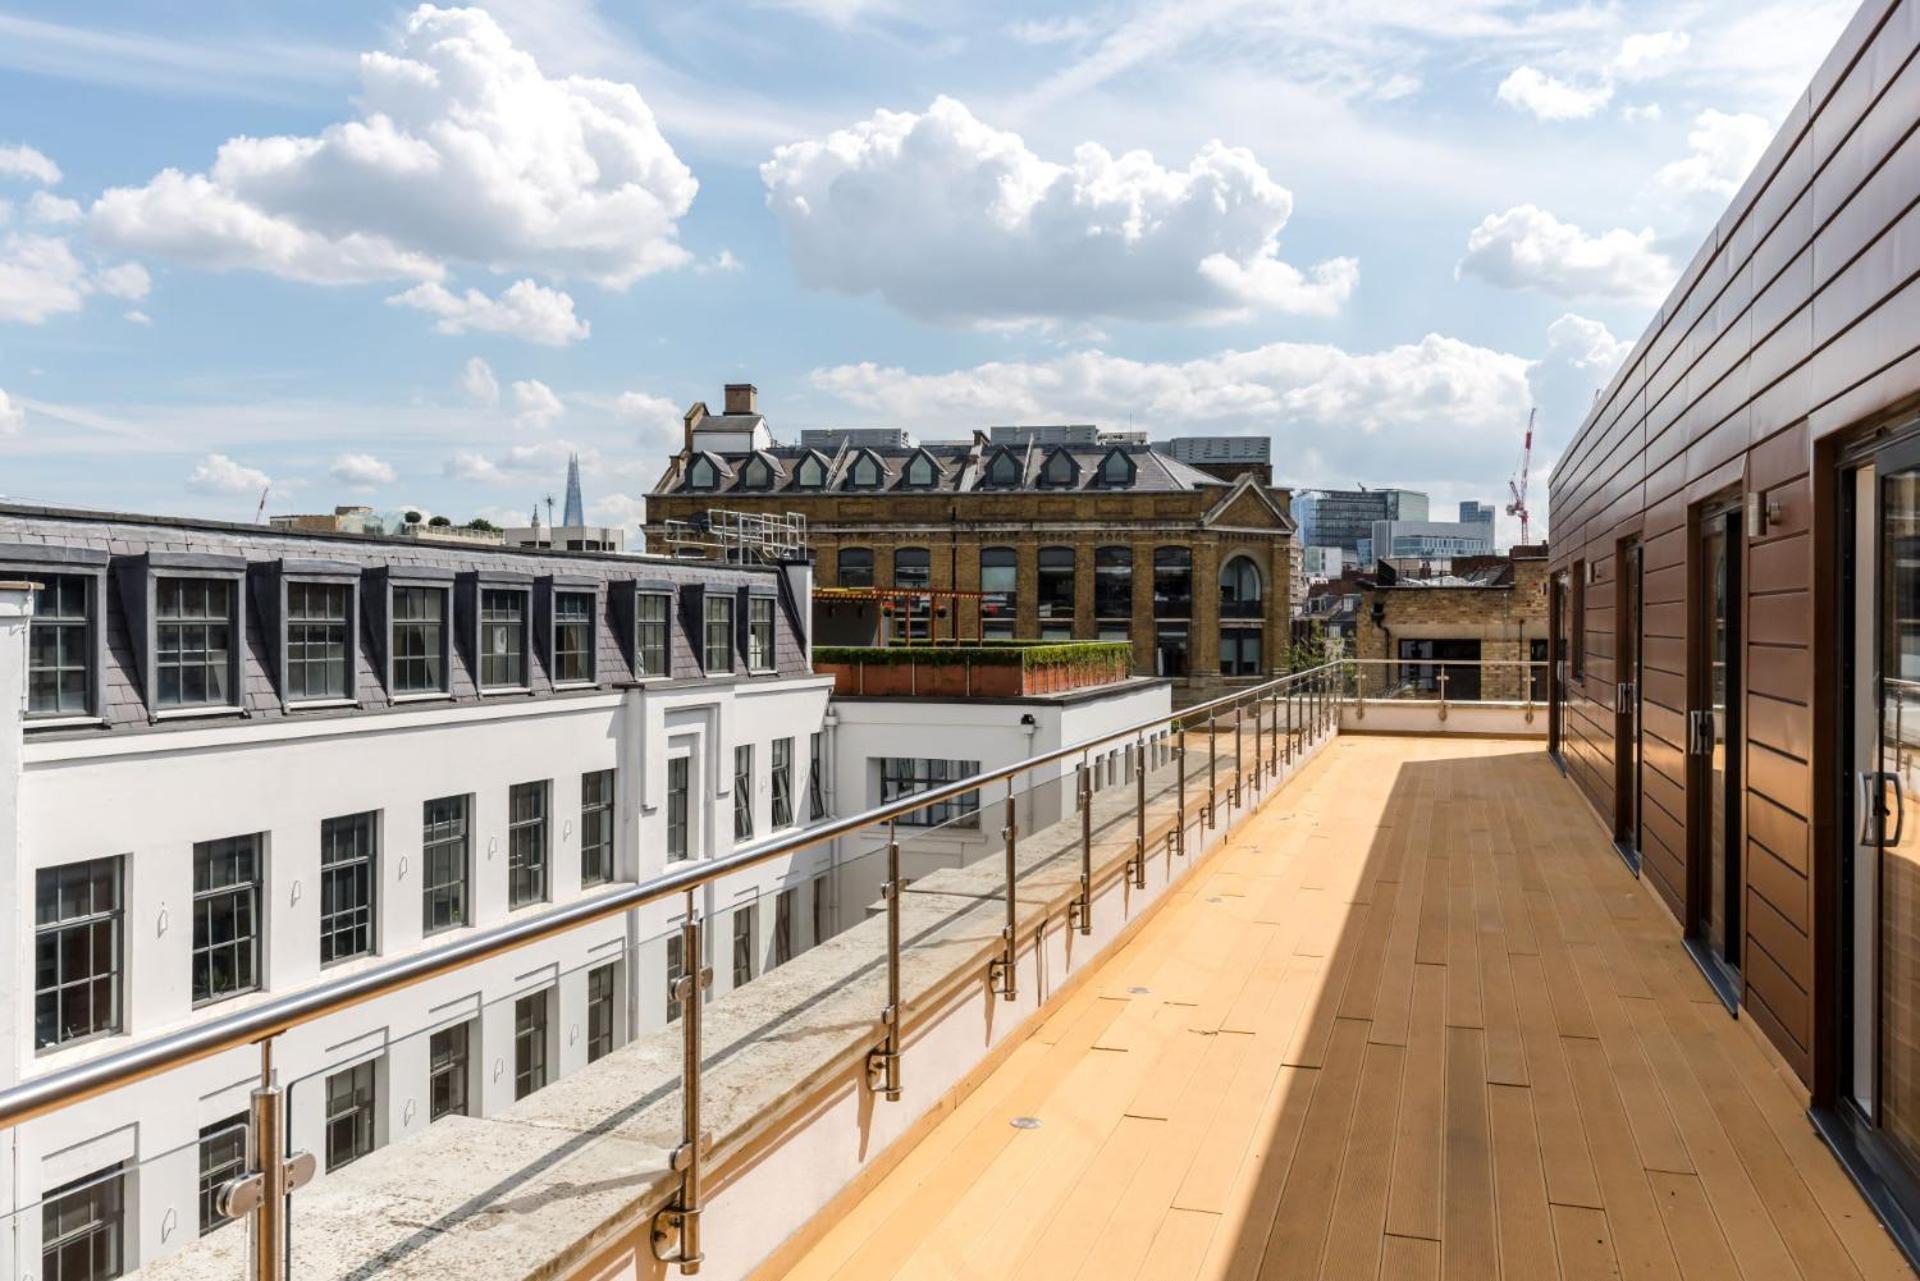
[0, 507, 833, 1278]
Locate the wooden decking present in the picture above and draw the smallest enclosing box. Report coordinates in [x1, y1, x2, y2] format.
[772, 736, 1914, 1281]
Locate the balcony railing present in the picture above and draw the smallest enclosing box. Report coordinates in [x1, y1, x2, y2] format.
[0, 661, 1346, 1281]
[1339, 657, 1548, 734]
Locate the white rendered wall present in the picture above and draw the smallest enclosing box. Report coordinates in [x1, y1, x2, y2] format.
[4, 673, 830, 1273]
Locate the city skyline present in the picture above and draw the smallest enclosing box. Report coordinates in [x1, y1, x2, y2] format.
[0, 0, 1854, 542]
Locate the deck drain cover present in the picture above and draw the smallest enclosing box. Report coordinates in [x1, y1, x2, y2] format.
[1010, 1116, 1042, 1130]
[1207, 896, 1224, 903]
[1128, 986, 1151, 995]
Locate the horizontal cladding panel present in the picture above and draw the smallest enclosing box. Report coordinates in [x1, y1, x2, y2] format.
[1747, 739, 1812, 817]
[1748, 641, 1812, 706]
[1747, 692, 1812, 762]
[1644, 564, 1686, 607]
[1749, 789, 1811, 875]
[1747, 888, 1812, 997]
[1643, 600, 1686, 640]
[1749, 591, 1812, 648]
[1642, 702, 1686, 753]
[1749, 837, 1810, 929]
[1745, 938, 1811, 1056]
[1643, 667, 1687, 713]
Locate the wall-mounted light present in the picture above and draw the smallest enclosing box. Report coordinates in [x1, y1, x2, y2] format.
[1746, 490, 1785, 537]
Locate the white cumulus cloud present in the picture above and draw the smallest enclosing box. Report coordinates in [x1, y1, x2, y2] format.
[388, 279, 589, 346]
[445, 438, 581, 484]
[0, 388, 23, 435]
[330, 452, 397, 488]
[1615, 31, 1690, 72]
[1459, 205, 1676, 306]
[25, 192, 82, 225]
[612, 390, 681, 448]
[186, 452, 272, 496]
[587, 492, 647, 528]
[0, 144, 60, 185]
[511, 378, 564, 429]
[761, 95, 1356, 326]
[89, 5, 697, 290]
[0, 234, 89, 323]
[1657, 109, 1772, 196]
[1496, 67, 1613, 120]
[461, 356, 501, 407]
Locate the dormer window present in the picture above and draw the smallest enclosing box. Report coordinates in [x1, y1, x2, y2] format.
[1098, 447, 1136, 488]
[795, 453, 826, 488]
[1040, 448, 1078, 488]
[740, 454, 775, 490]
[983, 448, 1022, 488]
[904, 451, 938, 488]
[847, 451, 883, 489]
[686, 456, 719, 491]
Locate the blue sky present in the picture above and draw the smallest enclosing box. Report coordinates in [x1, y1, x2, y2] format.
[0, 0, 1855, 541]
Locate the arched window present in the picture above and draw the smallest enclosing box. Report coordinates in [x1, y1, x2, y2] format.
[904, 451, 938, 488]
[848, 452, 883, 489]
[837, 547, 874, 587]
[980, 546, 1017, 639]
[686, 456, 718, 491]
[795, 453, 826, 488]
[1040, 448, 1077, 488]
[1037, 546, 1075, 621]
[740, 455, 774, 490]
[1219, 555, 1263, 619]
[984, 449, 1021, 488]
[893, 547, 932, 640]
[1095, 545, 1132, 623]
[1098, 448, 1135, 487]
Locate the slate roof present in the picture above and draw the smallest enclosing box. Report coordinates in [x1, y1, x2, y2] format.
[0, 503, 811, 736]
[656, 441, 1226, 497]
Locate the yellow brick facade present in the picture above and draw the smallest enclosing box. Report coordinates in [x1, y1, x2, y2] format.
[1352, 554, 1550, 701]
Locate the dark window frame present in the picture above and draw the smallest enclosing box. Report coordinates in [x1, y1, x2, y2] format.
[513, 990, 550, 1099]
[508, 781, 550, 908]
[192, 833, 262, 1007]
[152, 570, 244, 713]
[635, 591, 671, 678]
[666, 755, 691, 861]
[748, 594, 776, 671]
[734, 743, 754, 842]
[34, 856, 123, 1052]
[1094, 545, 1132, 620]
[1037, 545, 1076, 620]
[421, 794, 470, 935]
[41, 1163, 124, 1281]
[733, 903, 756, 987]
[586, 963, 618, 1063]
[1153, 547, 1193, 620]
[319, 812, 378, 966]
[836, 547, 875, 588]
[808, 732, 826, 821]
[878, 757, 981, 828]
[9, 554, 107, 721]
[548, 584, 599, 687]
[703, 593, 735, 674]
[478, 584, 533, 692]
[1038, 447, 1079, 489]
[581, 769, 616, 887]
[323, 1059, 377, 1171]
[428, 1021, 471, 1122]
[385, 576, 452, 698]
[771, 737, 795, 829]
[273, 566, 359, 708]
[198, 1114, 249, 1236]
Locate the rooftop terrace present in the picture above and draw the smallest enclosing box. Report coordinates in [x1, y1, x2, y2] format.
[769, 737, 1912, 1281]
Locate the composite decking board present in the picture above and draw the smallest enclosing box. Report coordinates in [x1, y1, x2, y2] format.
[770, 737, 1910, 1281]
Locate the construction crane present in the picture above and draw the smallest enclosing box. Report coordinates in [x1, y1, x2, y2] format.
[1505, 408, 1535, 545]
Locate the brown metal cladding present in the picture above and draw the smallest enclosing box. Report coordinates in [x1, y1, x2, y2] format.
[1546, 0, 1920, 1084]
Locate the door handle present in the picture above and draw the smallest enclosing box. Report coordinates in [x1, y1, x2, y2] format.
[1888, 770, 1907, 847]
[1687, 710, 1708, 756]
[1861, 772, 1882, 846]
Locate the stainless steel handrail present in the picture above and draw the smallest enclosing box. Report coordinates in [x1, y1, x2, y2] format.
[0, 659, 1343, 1277]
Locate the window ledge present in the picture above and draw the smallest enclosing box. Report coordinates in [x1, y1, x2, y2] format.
[152, 705, 244, 722]
[553, 680, 598, 692]
[25, 714, 105, 730]
[391, 691, 453, 704]
[288, 698, 358, 711]
[478, 686, 534, 698]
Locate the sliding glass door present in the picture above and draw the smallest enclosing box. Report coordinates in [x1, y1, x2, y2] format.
[1689, 501, 1742, 1005]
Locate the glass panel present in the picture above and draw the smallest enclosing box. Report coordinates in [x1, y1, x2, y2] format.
[1703, 517, 1735, 964]
[1880, 464, 1920, 1170]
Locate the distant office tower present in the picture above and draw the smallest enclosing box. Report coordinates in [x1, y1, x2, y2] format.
[1294, 489, 1428, 554]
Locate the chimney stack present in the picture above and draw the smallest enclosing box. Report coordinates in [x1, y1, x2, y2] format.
[682, 401, 707, 455]
[724, 383, 759, 415]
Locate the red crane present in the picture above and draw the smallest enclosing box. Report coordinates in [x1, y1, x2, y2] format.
[1505, 407, 1535, 545]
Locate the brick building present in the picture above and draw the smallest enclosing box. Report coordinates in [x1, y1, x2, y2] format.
[1352, 547, 1550, 701]
[644, 385, 1297, 703]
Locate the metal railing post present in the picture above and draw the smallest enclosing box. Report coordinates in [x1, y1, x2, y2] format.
[1285, 681, 1294, 765]
[1251, 694, 1263, 791]
[866, 819, 902, 1101]
[991, 779, 1020, 996]
[1131, 738, 1148, 888]
[1355, 661, 1366, 721]
[1207, 714, 1218, 830]
[1233, 704, 1244, 811]
[1438, 669, 1450, 723]
[1270, 687, 1281, 777]
[1070, 755, 1093, 934]
[652, 891, 711, 1273]
[1176, 730, 1188, 856]
[248, 1041, 286, 1281]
